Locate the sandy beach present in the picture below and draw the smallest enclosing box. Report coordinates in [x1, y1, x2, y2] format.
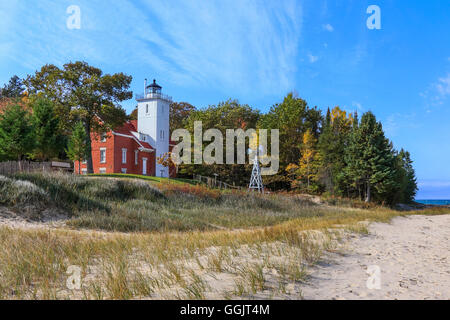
[301, 215, 450, 300]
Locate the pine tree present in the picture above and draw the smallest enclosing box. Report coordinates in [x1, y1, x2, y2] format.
[31, 98, 64, 161]
[0, 104, 34, 164]
[1, 75, 25, 98]
[395, 149, 418, 203]
[66, 121, 88, 174]
[344, 111, 398, 203]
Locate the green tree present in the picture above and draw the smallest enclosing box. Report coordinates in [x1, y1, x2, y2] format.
[318, 107, 353, 194]
[180, 99, 260, 186]
[66, 121, 89, 174]
[1, 75, 25, 98]
[25, 61, 132, 173]
[344, 111, 398, 203]
[0, 104, 34, 164]
[259, 93, 322, 189]
[30, 97, 64, 160]
[392, 149, 418, 203]
[170, 102, 196, 133]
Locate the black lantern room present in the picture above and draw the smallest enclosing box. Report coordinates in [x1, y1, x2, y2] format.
[147, 79, 162, 94]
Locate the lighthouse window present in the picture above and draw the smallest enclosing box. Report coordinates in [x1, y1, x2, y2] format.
[146, 104, 148, 114]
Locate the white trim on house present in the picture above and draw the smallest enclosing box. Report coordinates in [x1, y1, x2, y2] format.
[111, 131, 154, 153]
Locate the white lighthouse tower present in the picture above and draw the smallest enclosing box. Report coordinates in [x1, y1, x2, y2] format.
[136, 79, 171, 177]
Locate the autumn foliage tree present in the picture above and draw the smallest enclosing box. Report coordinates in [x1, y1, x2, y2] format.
[157, 152, 177, 178]
[286, 129, 320, 192]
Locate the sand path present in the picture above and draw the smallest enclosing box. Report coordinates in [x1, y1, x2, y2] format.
[301, 215, 450, 300]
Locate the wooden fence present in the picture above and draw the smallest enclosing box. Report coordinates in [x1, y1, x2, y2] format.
[193, 174, 242, 190]
[0, 161, 72, 176]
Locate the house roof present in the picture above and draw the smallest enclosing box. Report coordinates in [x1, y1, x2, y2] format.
[112, 120, 155, 152]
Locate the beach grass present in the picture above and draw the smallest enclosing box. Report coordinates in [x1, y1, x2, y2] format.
[0, 172, 448, 299]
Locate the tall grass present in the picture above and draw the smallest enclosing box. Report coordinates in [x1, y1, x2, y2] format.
[0, 172, 449, 299]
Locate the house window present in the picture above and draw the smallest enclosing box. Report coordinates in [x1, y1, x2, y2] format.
[135, 150, 138, 165]
[146, 104, 148, 114]
[81, 169, 87, 175]
[121, 168, 127, 174]
[100, 148, 106, 163]
[101, 133, 107, 142]
[99, 168, 106, 174]
[122, 148, 127, 164]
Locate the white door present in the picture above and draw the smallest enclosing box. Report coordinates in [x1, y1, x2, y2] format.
[142, 158, 147, 175]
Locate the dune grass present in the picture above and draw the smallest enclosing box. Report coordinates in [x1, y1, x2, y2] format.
[87, 173, 198, 185]
[0, 172, 449, 299]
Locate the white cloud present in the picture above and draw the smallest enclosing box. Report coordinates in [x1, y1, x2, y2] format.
[307, 53, 318, 63]
[322, 24, 334, 32]
[1, 0, 303, 96]
[352, 101, 363, 111]
[435, 74, 450, 97]
[421, 72, 450, 109]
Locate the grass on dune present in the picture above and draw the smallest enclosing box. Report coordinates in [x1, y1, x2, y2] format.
[0, 172, 449, 299]
[0, 204, 447, 299]
[86, 173, 198, 185]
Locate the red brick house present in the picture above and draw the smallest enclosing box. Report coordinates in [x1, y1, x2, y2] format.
[76, 79, 175, 177]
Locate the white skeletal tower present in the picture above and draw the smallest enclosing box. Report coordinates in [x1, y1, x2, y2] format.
[136, 79, 172, 177]
[248, 146, 264, 193]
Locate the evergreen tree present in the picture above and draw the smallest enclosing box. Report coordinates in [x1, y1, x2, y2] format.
[393, 149, 418, 203]
[66, 121, 89, 174]
[344, 111, 398, 203]
[31, 98, 64, 161]
[1, 75, 25, 98]
[0, 104, 34, 163]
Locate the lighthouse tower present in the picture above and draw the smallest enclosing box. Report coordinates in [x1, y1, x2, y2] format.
[136, 79, 172, 177]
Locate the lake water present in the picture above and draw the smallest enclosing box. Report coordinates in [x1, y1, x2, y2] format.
[415, 200, 450, 205]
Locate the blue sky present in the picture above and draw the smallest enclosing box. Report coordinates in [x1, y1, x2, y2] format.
[0, 0, 449, 198]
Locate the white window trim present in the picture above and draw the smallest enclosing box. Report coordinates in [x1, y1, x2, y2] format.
[100, 148, 107, 164]
[99, 168, 107, 174]
[122, 148, 127, 164]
